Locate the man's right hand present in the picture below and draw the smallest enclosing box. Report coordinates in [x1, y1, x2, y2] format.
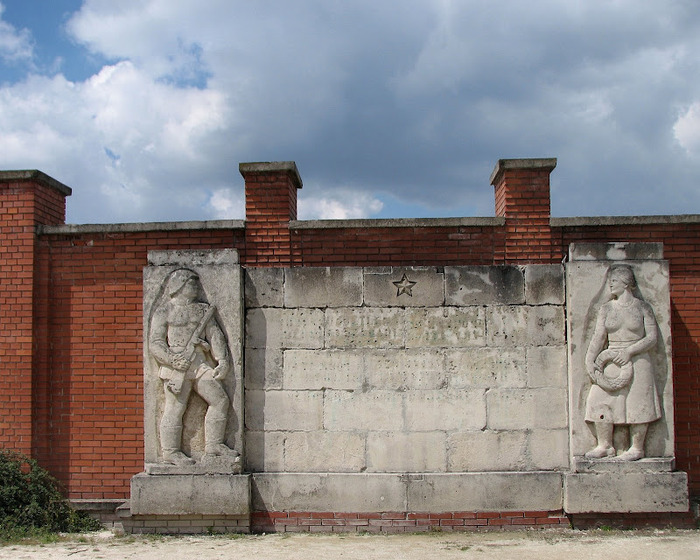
[170, 353, 191, 372]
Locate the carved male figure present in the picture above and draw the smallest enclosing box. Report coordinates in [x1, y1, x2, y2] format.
[149, 268, 238, 465]
[584, 265, 662, 460]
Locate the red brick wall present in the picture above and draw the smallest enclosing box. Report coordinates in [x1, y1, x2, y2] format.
[1, 160, 699, 504]
[32, 228, 242, 498]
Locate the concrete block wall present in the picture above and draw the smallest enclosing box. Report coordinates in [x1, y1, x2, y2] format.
[244, 264, 569, 475]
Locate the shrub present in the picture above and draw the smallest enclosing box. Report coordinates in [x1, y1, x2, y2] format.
[0, 449, 102, 538]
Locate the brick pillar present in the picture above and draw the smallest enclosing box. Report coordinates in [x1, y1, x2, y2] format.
[241, 161, 302, 266]
[490, 158, 557, 264]
[0, 171, 71, 456]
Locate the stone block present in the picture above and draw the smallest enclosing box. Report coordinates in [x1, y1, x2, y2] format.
[448, 431, 527, 471]
[131, 473, 250, 515]
[367, 432, 446, 472]
[487, 388, 568, 430]
[528, 429, 570, 470]
[324, 390, 404, 431]
[445, 266, 524, 306]
[244, 347, 283, 390]
[405, 390, 486, 431]
[405, 307, 485, 348]
[526, 346, 567, 388]
[246, 308, 324, 349]
[245, 390, 323, 431]
[326, 308, 404, 348]
[486, 305, 564, 347]
[366, 349, 446, 390]
[446, 348, 527, 388]
[564, 472, 689, 513]
[244, 431, 284, 472]
[251, 473, 407, 512]
[406, 472, 563, 512]
[244, 268, 283, 308]
[364, 267, 444, 307]
[285, 267, 362, 308]
[569, 242, 664, 262]
[573, 457, 675, 474]
[566, 257, 675, 458]
[284, 432, 366, 472]
[524, 264, 564, 305]
[283, 349, 364, 390]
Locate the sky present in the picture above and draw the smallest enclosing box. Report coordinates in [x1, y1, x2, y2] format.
[1, 1, 700, 224]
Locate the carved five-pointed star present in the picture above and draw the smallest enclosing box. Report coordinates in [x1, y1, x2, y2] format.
[393, 273, 417, 297]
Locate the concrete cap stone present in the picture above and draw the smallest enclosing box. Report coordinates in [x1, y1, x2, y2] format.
[0, 169, 72, 196]
[239, 161, 303, 189]
[489, 158, 557, 185]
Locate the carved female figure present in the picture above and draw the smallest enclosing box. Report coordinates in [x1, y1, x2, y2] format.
[584, 265, 661, 461]
[149, 268, 238, 465]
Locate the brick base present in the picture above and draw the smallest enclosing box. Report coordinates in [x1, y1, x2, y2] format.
[250, 511, 570, 533]
[569, 512, 697, 530]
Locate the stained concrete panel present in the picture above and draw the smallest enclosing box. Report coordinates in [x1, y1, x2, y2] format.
[364, 267, 445, 307]
[285, 267, 362, 308]
[445, 266, 524, 306]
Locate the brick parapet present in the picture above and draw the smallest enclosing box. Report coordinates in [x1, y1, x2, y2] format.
[241, 162, 302, 266]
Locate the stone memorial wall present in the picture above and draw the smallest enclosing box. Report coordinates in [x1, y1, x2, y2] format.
[1, 159, 698, 533]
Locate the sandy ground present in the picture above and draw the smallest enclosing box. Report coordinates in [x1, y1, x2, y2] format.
[1, 529, 699, 560]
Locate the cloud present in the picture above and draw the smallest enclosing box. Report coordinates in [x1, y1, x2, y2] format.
[2, 0, 700, 224]
[299, 188, 384, 220]
[674, 103, 700, 156]
[0, 3, 33, 64]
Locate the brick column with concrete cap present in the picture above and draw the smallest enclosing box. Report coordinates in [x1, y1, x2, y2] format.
[490, 158, 557, 263]
[241, 161, 302, 266]
[0, 170, 71, 455]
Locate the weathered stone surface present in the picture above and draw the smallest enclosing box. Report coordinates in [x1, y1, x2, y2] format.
[131, 473, 250, 515]
[407, 472, 563, 512]
[446, 348, 527, 388]
[148, 249, 239, 267]
[244, 347, 283, 390]
[528, 429, 570, 470]
[487, 388, 568, 430]
[524, 264, 564, 305]
[566, 255, 675, 459]
[245, 431, 284, 472]
[285, 267, 362, 308]
[486, 305, 565, 347]
[143, 251, 244, 466]
[405, 390, 486, 431]
[245, 390, 323, 431]
[324, 390, 404, 431]
[283, 349, 363, 390]
[573, 456, 675, 474]
[569, 242, 664, 262]
[246, 308, 324, 349]
[364, 267, 444, 307]
[564, 472, 688, 513]
[445, 266, 524, 306]
[405, 307, 485, 348]
[251, 473, 407, 512]
[526, 346, 567, 388]
[367, 432, 446, 472]
[366, 349, 446, 390]
[284, 432, 366, 472]
[325, 308, 404, 348]
[245, 268, 283, 308]
[448, 431, 527, 472]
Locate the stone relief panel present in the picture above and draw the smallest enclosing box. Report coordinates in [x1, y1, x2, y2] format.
[566, 244, 675, 463]
[143, 250, 243, 472]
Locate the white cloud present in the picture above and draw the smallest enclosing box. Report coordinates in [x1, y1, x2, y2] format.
[2, 0, 700, 223]
[674, 103, 700, 156]
[0, 3, 33, 63]
[299, 189, 383, 220]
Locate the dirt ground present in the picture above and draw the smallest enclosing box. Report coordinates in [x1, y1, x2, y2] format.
[1, 529, 699, 560]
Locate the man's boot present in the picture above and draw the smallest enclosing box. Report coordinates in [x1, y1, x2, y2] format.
[161, 424, 195, 465]
[204, 416, 239, 458]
